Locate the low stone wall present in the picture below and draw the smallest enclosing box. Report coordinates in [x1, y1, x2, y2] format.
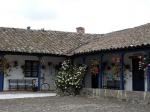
[80, 88, 150, 104]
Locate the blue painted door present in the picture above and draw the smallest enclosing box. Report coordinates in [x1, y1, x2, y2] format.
[0, 72, 4, 91]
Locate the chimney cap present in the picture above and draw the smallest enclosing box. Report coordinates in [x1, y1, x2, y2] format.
[76, 27, 85, 30]
[27, 26, 31, 30]
[76, 27, 85, 34]
[41, 28, 45, 31]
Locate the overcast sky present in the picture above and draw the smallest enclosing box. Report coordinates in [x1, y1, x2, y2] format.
[0, 0, 150, 34]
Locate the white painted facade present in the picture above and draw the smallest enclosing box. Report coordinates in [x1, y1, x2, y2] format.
[3, 55, 65, 91]
[2, 52, 149, 92]
[74, 52, 148, 91]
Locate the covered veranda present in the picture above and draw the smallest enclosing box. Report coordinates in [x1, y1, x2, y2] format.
[0, 51, 66, 92]
[74, 46, 150, 92]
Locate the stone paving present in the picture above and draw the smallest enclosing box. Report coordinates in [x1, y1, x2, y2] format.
[0, 96, 149, 112]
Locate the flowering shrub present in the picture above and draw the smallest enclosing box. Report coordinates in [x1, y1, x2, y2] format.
[55, 60, 87, 95]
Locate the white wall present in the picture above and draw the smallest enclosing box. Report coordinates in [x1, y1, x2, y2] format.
[4, 52, 148, 91]
[40, 56, 65, 90]
[3, 55, 65, 91]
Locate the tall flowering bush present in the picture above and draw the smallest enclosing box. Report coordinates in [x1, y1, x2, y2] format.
[55, 60, 87, 95]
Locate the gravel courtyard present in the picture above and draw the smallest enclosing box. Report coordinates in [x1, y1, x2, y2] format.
[0, 96, 149, 112]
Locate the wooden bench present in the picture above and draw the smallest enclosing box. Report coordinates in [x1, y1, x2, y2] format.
[9, 79, 34, 91]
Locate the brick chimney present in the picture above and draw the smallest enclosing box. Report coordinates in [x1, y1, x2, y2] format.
[27, 26, 31, 30]
[76, 27, 85, 34]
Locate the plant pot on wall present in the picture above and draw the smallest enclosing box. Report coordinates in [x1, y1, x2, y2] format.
[21, 65, 25, 74]
[42, 65, 46, 69]
[13, 61, 18, 68]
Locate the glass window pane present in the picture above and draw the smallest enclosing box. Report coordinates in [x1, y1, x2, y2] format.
[25, 60, 38, 77]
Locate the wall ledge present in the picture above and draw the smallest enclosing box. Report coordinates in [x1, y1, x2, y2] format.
[80, 88, 150, 105]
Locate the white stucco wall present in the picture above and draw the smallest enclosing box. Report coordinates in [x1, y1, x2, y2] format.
[74, 52, 148, 91]
[4, 52, 148, 92]
[3, 55, 65, 91]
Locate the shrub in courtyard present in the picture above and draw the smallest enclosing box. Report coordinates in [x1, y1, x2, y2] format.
[55, 60, 87, 96]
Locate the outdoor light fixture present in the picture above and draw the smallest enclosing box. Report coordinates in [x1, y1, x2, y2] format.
[130, 44, 134, 47]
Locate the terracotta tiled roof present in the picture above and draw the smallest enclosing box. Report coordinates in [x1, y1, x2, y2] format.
[72, 23, 150, 54]
[0, 27, 100, 55]
[0, 23, 150, 56]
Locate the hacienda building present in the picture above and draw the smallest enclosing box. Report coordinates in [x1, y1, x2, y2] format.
[0, 23, 150, 93]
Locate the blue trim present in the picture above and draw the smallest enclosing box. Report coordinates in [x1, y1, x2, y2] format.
[81, 56, 86, 87]
[99, 55, 103, 88]
[82, 57, 86, 64]
[2, 73, 4, 91]
[147, 52, 150, 91]
[0, 55, 4, 92]
[0, 72, 4, 92]
[73, 46, 150, 57]
[38, 57, 42, 91]
[147, 65, 150, 91]
[120, 53, 125, 90]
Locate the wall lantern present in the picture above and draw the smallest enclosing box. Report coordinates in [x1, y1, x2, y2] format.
[13, 61, 18, 67]
[48, 62, 52, 66]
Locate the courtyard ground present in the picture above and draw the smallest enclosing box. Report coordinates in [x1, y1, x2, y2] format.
[0, 95, 150, 112]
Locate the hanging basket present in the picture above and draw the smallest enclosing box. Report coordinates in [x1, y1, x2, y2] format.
[90, 66, 99, 76]
[0, 58, 11, 76]
[90, 59, 100, 76]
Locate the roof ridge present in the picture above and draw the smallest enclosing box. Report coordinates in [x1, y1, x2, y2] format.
[0, 27, 104, 36]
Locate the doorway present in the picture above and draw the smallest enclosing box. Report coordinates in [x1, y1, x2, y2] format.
[91, 75, 99, 88]
[132, 57, 145, 91]
[91, 64, 99, 88]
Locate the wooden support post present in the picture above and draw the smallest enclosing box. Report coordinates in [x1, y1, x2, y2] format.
[38, 56, 42, 91]
[147, 65, 150, 91]
[147, 52, 150, 91]
[82, 56, 86, 87]
[99, 54, 103, 88]
[82, 56, 86, 64]
[120, 53, 125, 90]
[0, 54, 4, 92]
